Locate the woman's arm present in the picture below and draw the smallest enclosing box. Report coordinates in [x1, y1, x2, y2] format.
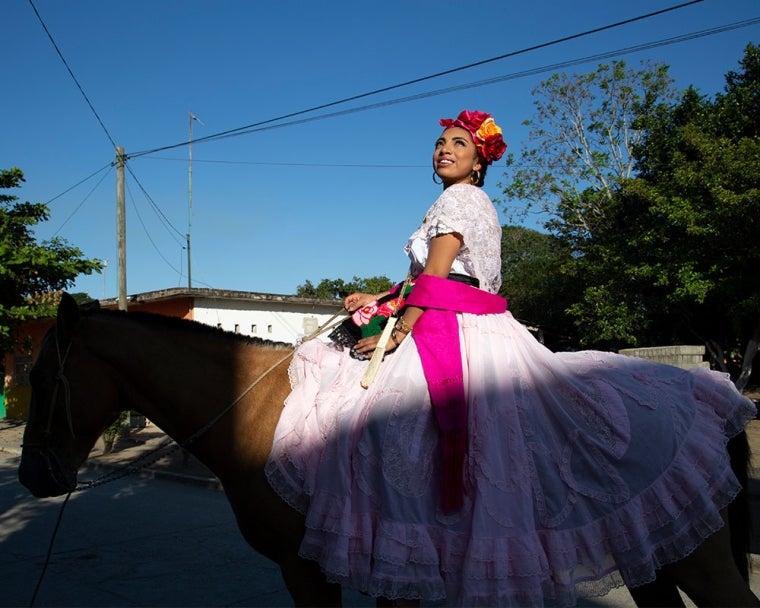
[422, 232, 463, 278]
[353, 232, 463, 355]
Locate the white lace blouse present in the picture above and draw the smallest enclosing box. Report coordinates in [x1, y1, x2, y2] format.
[404, 184, 502, 294]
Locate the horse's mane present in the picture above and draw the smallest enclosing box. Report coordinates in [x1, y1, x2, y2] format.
[84, 306, 293, 350]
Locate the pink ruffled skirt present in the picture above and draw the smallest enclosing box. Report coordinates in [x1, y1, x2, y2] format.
[265, 311, 756, 606]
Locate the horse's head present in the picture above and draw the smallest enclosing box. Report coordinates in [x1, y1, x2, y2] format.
[18, 293, 121, 497]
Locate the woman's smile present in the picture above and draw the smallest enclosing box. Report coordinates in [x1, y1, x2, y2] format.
[433, 126, 482, 187]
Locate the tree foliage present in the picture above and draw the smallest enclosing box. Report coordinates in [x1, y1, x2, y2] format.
[0, 168, 103, 353]
[501, 60, 675, 236]
[295, 275, 394, 300]
[609, 43, 760, 372]
[499, 45, 760, 377]
[500, 226, 579, 349]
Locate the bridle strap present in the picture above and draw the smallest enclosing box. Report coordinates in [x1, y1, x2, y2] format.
[39, 335, 74, 446]
[54, 337, 74, 438]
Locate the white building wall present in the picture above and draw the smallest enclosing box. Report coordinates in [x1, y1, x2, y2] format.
[193, 297, 342, 345]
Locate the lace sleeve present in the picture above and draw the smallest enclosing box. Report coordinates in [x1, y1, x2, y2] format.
[405, 185, 503, 293]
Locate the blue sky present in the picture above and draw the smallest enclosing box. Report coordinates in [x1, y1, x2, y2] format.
[4, 0, 759, 300]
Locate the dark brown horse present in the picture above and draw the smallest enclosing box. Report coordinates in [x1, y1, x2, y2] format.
[18, 293, 757, 607]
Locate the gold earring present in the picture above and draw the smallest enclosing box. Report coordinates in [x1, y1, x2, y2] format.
[471, 170, 481, 184]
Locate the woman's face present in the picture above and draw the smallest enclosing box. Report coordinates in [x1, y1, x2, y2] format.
[433, 126, 483, 188]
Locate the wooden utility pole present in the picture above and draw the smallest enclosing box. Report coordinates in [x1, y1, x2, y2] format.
[188, 111, 203, 288]
[116, 146, 127, 311]
[187, 112, 193, 288]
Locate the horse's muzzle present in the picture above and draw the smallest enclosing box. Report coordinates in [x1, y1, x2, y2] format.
[18, 446, 77, 497]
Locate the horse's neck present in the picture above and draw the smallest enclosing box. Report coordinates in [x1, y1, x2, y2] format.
[85, 313, 286, 453]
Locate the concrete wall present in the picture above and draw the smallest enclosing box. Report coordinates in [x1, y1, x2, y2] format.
[618, 345, 710, 370]
[193, 297, 339, 344]
[4, 318, 52, 420]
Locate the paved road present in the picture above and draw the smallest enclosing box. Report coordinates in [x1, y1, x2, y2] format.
[1, 451, 347, 607]
[3, 449, 758, 607]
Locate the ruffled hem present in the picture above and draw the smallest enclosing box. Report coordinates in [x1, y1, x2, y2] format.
[264, 317, 757, 607]
[293, 406, 744, 606]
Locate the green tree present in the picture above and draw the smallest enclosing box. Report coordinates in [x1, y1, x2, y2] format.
[500, 60, 675, 235]
[542, 43, 760, 379]
[500, 226, 579, 349]
[296, 275, 394, 299]
[499, 60, 677, 350]
[498, 48, 760, 367]
[610, 43, 760, 376]
[0, 167, 103, 353]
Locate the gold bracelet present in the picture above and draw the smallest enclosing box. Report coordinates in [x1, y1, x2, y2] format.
[395, 316, 413, 334]
[390, 328, 401, 347]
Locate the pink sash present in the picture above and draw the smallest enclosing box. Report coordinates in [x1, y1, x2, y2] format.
[406, 274, 507, 512]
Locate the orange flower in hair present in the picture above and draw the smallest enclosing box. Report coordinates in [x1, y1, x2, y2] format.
[439, 110, 507, 164]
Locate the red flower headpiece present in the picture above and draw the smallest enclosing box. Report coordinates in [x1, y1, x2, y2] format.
[439, 110, 507, 165]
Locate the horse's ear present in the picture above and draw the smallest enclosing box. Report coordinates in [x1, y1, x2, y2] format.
[57, 292, 81, 342]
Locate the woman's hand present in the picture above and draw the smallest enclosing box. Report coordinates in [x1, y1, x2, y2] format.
[344, 292, 379, 312]
[353, 326, 409, 357]
[353, 334, 382, 357]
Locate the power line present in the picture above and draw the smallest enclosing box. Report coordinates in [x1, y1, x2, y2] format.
[79, 2, 717, 264]
[133, 16, 760, 157]
[125, 180, 215, 289]
[123, 164, 185, 244]
[43, 163, 113, 206]
[59, 13, 757, 247]
[44, 12, 759, 252]
[128, 0, 706, 158]
[52, 168, 113, 236]
[28, 0, 118, 150]
[125, 181, 184, 277]
[140, 157, 429, 169]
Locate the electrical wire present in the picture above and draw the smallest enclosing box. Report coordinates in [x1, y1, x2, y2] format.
[42, 163, 113, 206]
[124, 165, 185, 244]
[122, 168, 215, 287]
[125, 13, 760, 287]
[125, 179, 216, 287]
[33, 1, 756, 290]
[128, 0, 708, 158]
[51, 167, 113, 236]
[64, 14, 760, 286]
[27, 0, 118, 150]
[139, 157, 429, 169]
[131, 16, 760, 158]
[125, 180, 183, 275]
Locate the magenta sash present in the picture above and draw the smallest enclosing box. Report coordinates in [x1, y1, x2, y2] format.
[406, 274, 507, 512]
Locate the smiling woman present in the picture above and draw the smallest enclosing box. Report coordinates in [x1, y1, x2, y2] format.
[434, 109, 506, 188]
[264, 110, 759, 607]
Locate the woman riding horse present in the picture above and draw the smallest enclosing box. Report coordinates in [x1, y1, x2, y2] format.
[19, 109, 759, 607]
[265, 109, 759, 606]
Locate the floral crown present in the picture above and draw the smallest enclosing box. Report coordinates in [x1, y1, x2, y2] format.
[439, 110, 507, 165]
